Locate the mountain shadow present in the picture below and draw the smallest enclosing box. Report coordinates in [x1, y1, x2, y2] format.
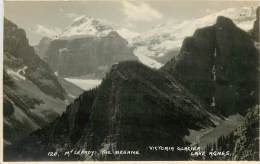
[162, 16, 259, 116]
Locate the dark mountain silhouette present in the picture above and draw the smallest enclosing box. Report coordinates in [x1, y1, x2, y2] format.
[162, 16, 259, 116]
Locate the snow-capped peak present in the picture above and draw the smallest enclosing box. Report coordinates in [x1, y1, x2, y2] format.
[132, 6, 257, 62]
[57, 15, 139, 43]
[58, 16, 114, 39]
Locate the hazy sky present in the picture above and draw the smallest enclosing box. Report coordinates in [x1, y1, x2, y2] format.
[5, 0, 260, 45]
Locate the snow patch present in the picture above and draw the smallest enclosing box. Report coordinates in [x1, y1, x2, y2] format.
[133, 46, 163, 69]
[6, 67, 27, 80]
[68, 94, 76, 99]
[54, 71, 59, 76]
[58, 48, 68, 54]
[117, 28, 139, 44]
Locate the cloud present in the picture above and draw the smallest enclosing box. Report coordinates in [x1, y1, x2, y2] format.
[33, 25, 61, 38]
[58, 7, 82, 19]
[120, 1, 162, 22]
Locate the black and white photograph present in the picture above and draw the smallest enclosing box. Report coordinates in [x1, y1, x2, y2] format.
[2, 0, 260, 161]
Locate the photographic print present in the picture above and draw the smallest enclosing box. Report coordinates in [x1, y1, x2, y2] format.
[2, 0, 260, 161]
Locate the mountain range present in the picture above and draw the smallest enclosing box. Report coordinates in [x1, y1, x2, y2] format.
[4, 6, 260, 161]
[35, 7, 258, 77]
[3, 5, 260, 161]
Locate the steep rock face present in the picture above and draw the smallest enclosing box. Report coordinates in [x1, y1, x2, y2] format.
[4, 19, 66, 99]
[250, 7, 260, 42]
[5, 61, 216, 161]
[163, 16, 259, 116]
[3, 18, 68, 144]
[34, 37, 52, 60]
[250, 7, 260, 56]
[45, 31, 137, 77]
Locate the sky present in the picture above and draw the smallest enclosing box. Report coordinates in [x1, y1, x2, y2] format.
[4, 0, 260, 45]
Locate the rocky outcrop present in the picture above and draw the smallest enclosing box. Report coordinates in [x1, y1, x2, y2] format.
[162, 16, 259, 116]
[45, 31, 137, 77]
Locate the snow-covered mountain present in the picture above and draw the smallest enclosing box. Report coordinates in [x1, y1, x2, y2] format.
[132, 7, 257, 67]
[56, 16, 139, 43]
[36, 7, 257, 69]
[36, 16, 163, 69]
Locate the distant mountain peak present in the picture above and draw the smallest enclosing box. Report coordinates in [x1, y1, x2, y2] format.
[57, 15, 139, 42]
[59, 16, 113, 39]
[132, 6, 258, 64]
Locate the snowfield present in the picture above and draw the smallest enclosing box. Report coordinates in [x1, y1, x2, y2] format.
[132, 7, 257, 63]
[133, 46, 163, 69]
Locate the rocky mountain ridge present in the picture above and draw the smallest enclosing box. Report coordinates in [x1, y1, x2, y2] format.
[3, 18, 82, 145]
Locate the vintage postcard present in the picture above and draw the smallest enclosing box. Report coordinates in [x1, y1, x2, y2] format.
[2, 0, 260, 162]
